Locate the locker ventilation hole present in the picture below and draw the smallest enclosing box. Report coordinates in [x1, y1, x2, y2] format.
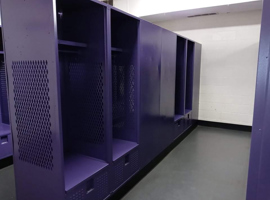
[130, 150, 139, 173]
[12, 61, 53, 170]
[112, 53, 136, 134]
[128, 65, 135, 113]
[0, 62, 9, 124]
[69, 188, 85, 200]
[96, 172, 109, 200]
[68, 57, 105, 144]
[114, 160, 124, 188]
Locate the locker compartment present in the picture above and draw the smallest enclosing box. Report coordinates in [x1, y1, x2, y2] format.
[57, 0, 110, 195]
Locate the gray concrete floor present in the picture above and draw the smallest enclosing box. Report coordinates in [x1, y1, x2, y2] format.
[0, 165, 15, 200]
[122, 126, 251, 200]
[0, 126, 251, 200]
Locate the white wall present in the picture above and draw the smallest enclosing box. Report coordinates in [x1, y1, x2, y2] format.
[156, 11, 261, 126]
[113, 0, 261, 17]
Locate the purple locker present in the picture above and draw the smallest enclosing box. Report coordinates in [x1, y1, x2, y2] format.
[1, 0, 111, 199]
[0, 124, 12, 160]
[183, 41, 198, 129]
[185, 41, 195, 114]
[174, 39, 201, 139]
[0, 26, 12, 160]
[0, 53, 9, 124]
[0, 0, 202, 199]
[175, 37, 187, 123]
[57, 0, 111, 199]
[174, 37, 188, 139]
[110, 8, 140, 191]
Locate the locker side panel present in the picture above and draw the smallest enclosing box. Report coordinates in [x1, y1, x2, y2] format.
[160, 29, 177, 148]
[139, 21, 162, 168]
[0, 0, 65, 199]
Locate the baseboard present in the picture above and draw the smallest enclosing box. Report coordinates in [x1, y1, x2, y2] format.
[108, 122, 198, 200]
[198, 120, 252, 132]
[0, 156, 13, 170]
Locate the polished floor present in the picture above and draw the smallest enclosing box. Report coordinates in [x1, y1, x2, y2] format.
[0, 126, 251, 200]
[122, 126, 251, 200]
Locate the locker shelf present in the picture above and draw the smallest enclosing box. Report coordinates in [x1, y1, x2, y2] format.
[58, 40, 87, 48]
[113, 139, 138, 161]
[111, 47, 123, 52]
[0, 123, 10, 137]
[64, 154, 108, 191]
[59, 50, 80, 54]
[0, 51, 4, 55]
[174, 115, 184, 122]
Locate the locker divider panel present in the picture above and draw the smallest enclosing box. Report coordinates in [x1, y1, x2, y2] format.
[1, 0, 66, 199]
[139, 21, 162, 168]
[160, 29, 177, 150]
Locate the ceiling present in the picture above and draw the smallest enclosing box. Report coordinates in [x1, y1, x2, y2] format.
[141, 1, 263, 23]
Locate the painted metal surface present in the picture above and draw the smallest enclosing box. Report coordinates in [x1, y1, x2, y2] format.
[186, 41, 195, 113]
[57, 2, 112, 199]
[110, 8, 140, 191]
[0, 34, 11, 161]
[0, 0, 65, 199]
[139, 20, 162, 168]
[160, 29, 177, 150]
[175, 38, 187, 121]
[246, 0, 270, 199]
[0, 130, 12, 160]
[0, 0, 202, 199]
[0, 59, 9, 124]
[58, 0, 111, 163]
[111, 9, 139, 143]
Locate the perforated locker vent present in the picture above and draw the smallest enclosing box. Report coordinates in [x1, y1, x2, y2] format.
[69, 188, 85, 200]
[130, 150, 139, 173]
[68, 56, 105, 144]
[0, 62, 9, 124]
[112, 54, 136, 133]
[113, 160, 124, 189]
[95, 171, 109, 200]
[12, 61, 53, 170]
